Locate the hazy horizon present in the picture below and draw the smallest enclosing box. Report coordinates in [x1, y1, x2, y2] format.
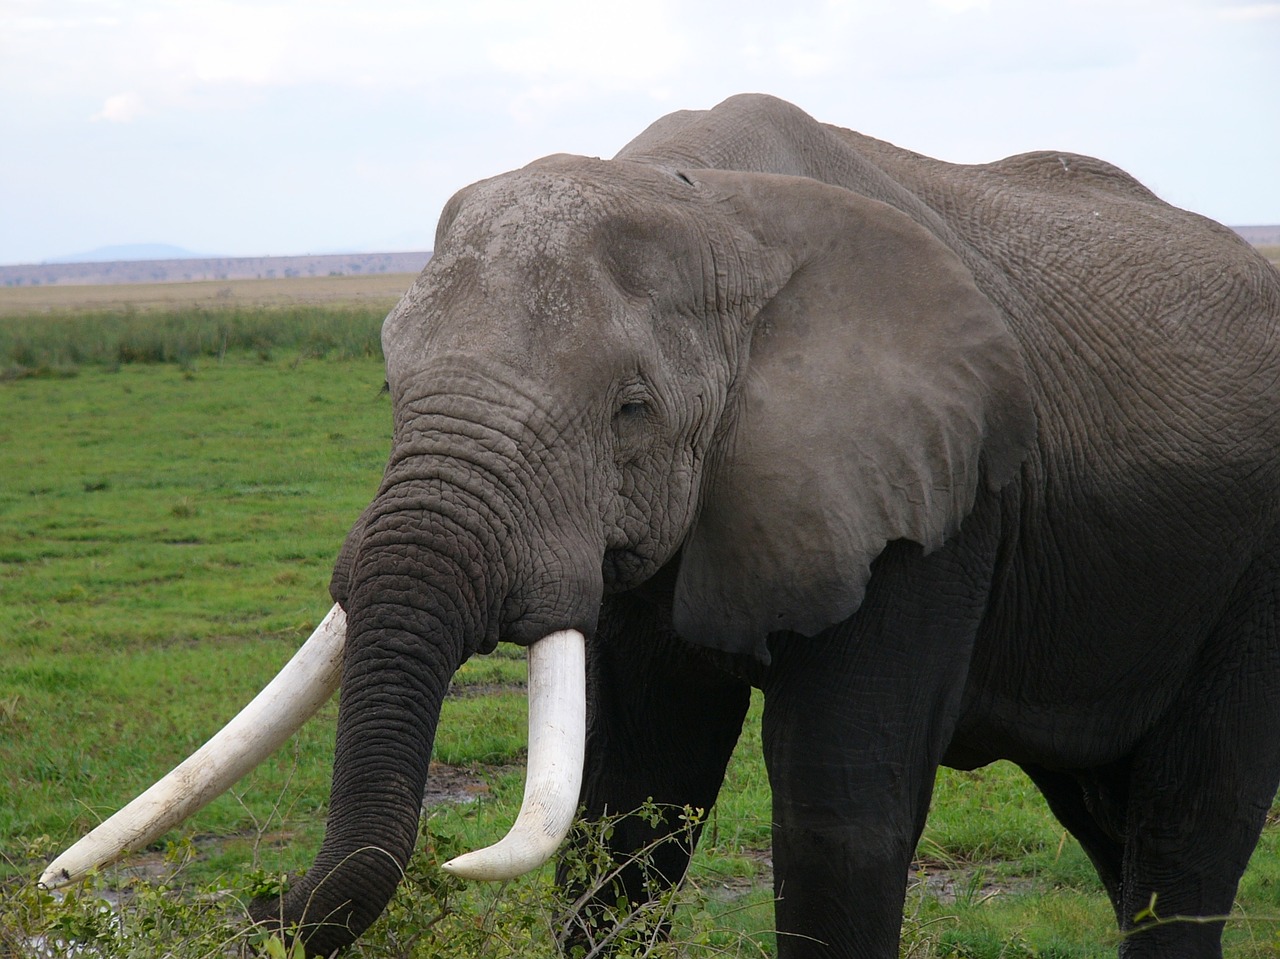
[34, 241, 433, 267]
[13, 223, 1280, 273]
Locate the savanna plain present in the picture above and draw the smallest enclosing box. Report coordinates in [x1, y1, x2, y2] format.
[3, 260, 1280, 958]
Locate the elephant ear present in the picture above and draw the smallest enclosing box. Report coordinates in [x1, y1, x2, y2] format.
[672, 170, 1035, 661]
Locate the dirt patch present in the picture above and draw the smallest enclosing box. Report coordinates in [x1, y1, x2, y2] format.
[96, 852, 172, 886]
[622, 836, 1041, 914]
[422, 761, 499, 807]
[446, 682, 526, 700]
[911, 862, 1037, 904]
[705, 851, 1035, 908]
[704, 848, 773, 903]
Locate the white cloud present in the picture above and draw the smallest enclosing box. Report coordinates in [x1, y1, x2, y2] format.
[774, 40, 835, 78]
[485, 2, 685, 79]
[930, 0, 992, 11]
[92, 92, 144, 123]
[1219, 2, 1280, 19]
[1, 0, 1277, 264]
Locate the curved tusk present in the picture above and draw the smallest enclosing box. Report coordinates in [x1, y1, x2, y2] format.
[441, 629, 585, 880]
[40, 604, 346, 889]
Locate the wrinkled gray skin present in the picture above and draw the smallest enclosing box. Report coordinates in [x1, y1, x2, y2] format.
[251, 95, 1280, 957]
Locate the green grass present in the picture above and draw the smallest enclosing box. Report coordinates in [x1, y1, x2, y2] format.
[0, 304, 385, 375]
[0, 353, 392, 882]
[4, 309, 1280, 955]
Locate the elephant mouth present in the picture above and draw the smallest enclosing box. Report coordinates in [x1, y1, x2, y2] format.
[40, 608, 588, 888]
[602, 546, 661, 591]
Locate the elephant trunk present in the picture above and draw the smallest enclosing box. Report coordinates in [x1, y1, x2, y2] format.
[252, 496, 591, 955]
[249, 606, 448, 953]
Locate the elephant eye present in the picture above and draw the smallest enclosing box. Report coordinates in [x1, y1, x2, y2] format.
[612, 383, 654, 438]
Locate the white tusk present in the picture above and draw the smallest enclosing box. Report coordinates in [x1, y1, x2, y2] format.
[40, 604, 346, 889]
[441, 629, 585, 880]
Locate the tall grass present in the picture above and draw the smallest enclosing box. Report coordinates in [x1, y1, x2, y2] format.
[0, 305, 386, 374]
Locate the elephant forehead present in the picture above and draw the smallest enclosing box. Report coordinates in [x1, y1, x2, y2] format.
[381, 160, 734, 396]
[444, 159, 711, 264]
[384, 289, 617, 391]
[447, 163, 631, 247]
[381, 248, 640, 396]
[428, 174, 628, 311]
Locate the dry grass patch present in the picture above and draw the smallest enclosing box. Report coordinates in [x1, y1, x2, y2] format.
[0, 273, 417, 316]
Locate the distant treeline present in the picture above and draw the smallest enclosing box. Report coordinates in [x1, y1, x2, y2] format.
[1234, 225, 1280, 246]
[0, 252, 431, 288]
[1, 305, 386, 376]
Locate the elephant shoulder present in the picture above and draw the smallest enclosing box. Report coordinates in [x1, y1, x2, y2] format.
[983, 151, 1161, 205]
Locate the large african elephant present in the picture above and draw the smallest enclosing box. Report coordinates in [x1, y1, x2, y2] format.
[43, 94, 1280, 957]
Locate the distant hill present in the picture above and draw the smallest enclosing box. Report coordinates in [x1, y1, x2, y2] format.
[48, 243, 206, 264]
[0, 252, 432, 288]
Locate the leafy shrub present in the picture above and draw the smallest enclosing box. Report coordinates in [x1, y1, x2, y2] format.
[0, 805, 774, 958]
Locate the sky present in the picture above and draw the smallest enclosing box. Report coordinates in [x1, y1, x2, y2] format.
[1, 0, 1278, 266]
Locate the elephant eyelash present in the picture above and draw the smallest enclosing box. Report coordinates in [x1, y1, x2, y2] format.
[612, 379, 654, 424]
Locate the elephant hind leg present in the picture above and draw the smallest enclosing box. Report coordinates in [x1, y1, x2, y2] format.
[1020, 763, 1127, 917]
[1117, 553, 1280, 958]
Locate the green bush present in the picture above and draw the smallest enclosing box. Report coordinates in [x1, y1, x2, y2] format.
[0, 804, 775, 959]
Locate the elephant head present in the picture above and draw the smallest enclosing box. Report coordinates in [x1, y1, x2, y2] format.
[42, 152, 1033, 954]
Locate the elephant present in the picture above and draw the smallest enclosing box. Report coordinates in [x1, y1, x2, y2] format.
[42, 93, 1280, 958]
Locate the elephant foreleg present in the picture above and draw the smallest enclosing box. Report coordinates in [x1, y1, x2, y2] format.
[762, 536, 996, 958]
[556, 591, 752, 952]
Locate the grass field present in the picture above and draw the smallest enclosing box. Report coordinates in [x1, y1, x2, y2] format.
[3, 280, 1280, 956]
